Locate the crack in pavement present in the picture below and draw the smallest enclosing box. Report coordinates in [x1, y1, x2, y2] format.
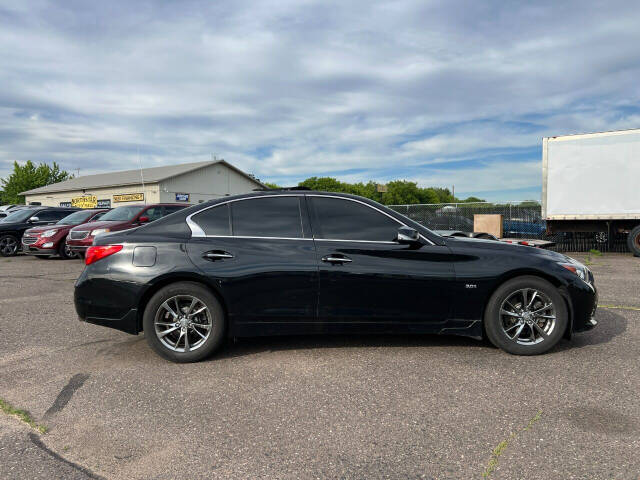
[44, 374, 90, 420]
[482, 410, 543, 478]
[29, 432, 106, 480]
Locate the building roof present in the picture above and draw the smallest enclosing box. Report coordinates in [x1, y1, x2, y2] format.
[20, 159, 266, 195]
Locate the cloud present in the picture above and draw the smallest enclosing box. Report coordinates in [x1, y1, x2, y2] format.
[1, 0, 640, 199]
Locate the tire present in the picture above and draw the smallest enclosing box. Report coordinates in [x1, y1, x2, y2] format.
[484, 276, 568, 355]
[627, 225, 640, 257]
[473, 232, 498, 240]
[58, 238, 76, 259]
[143, 282, 226, 363]
[0, 234, 19, 257]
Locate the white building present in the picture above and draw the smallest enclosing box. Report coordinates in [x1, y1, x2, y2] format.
[20, 160, 266, 208]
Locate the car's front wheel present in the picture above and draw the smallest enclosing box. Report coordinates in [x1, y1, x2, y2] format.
[143, 282, 226, 362]
[58, 238, 76, 259]
[484, 276, 568, 355]
[0, 234, 19, 257]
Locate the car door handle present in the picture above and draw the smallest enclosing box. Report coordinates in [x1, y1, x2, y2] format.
[322, 255, 352, 264]
[203, 251, 234, 260]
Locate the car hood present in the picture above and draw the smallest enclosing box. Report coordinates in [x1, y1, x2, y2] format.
[69, 220, 130, 232]
[25, 225, 72, 234]
[443, 236, 570, 262]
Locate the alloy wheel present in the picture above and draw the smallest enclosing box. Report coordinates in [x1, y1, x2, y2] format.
[500, 288, 556, 345]
[0, 236, 17, 256]
[154, 295, 213, 352]
[64, 243, 76, 258]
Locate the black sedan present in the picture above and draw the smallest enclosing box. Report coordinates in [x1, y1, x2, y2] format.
[74, 191, 598, 362]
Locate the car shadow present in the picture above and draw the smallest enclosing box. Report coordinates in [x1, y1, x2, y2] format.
[212, 333, 487, 361]
[213, 308, 627, 360]
[553, 308, 627, 352]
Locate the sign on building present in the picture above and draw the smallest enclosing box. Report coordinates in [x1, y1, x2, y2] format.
[113, 193, 144, 203]
[71, 195, 98, 208]
[59, 202, 72, 207]
[97, 199, 111, 208]
[175, 193, 190, 202]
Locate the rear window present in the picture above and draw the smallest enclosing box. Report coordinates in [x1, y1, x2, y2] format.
[231, 197, 302, 238]
[192, 204, 231, 235]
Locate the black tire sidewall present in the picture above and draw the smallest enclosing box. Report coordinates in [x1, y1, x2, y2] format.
[485, 276, 568, 355]
[58, 237, 73, 259]
[627, 225, 640, 257]
[0, 234, 19, 257]
[143, 282, 226, 363]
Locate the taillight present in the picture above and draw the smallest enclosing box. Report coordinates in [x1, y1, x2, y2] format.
[85, 245, 123, 265]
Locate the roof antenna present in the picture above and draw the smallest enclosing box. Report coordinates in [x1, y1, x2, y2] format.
[137, 147, 146, 204]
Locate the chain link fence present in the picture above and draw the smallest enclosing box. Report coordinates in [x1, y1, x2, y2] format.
[388, 201, 629, 253]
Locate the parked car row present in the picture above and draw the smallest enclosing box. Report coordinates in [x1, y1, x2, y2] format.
[0, 203, 189, 258]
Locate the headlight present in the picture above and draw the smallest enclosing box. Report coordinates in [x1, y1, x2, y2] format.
[91, 228, 110, 236]
[559, 258, 590, 284]
[41, 229, 58, 238]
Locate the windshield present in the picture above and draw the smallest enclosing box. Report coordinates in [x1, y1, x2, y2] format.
[0, 209, 36, 223]
[99, 205, 142, 221]
[56, 210, 92, 226]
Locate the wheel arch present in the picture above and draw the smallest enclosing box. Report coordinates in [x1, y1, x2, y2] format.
[481, 268, 574, 340]
[136, 272, 229, 334]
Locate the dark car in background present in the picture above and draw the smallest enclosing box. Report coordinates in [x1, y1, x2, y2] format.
[22, 209, 109, 259]
[66, 203, 189, 256]
[74, 191, 598, 363]
[0, 207, 80, 257]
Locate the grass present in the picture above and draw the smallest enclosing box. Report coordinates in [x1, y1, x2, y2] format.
[482, 410, 542, 478]
[584, 249, 603, 266]
[0, 397, 48, 433]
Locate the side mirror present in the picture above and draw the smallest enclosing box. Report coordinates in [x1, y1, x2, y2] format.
[397, 226, 420, 244]
[138, 216, 150, 224]
[28, 216, 39, 223]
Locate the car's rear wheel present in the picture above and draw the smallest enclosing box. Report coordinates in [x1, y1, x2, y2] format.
[143, 282, 225, 363]
[58, 238, 76, 259]
[484, 276, 568, 355]
[0, 234, 19, 257]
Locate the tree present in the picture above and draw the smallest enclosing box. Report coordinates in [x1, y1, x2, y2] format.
[263, 182, 281, 189]
[460, 196, 485, 203]
[0, 161, 73, 204]
[296, 176, 482, 205]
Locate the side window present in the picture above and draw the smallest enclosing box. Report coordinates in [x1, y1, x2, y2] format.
[231, 197, 302, 238]
[192, 204, 231, 235]
[143, 207, 163, 222]
[311, 197, 400, 242]
[37, 210, 66, 221]
[163, 205, 186, 216]
[91, 212, 106, 221]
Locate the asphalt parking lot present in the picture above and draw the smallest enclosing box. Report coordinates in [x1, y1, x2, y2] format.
[0, 253, 639, 479]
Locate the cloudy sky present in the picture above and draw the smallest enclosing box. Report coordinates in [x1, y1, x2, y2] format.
[2, 0, 640, 201]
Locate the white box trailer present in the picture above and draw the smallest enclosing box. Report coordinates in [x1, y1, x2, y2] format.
[542, 128, 640, 255]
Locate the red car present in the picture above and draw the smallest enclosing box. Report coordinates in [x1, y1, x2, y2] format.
[66, 203, 189, 256]
[22, 209, 109, 259]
